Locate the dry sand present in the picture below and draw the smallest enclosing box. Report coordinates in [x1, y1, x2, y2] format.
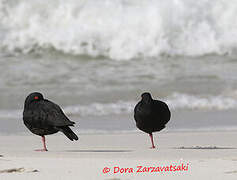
[0, 131, 237, 180]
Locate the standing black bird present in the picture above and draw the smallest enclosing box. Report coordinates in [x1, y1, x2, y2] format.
[23, 92, 78, 151]
[134, 92, 171, 149]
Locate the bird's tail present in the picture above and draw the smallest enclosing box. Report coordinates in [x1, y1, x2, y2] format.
[60, 126, 78, 141]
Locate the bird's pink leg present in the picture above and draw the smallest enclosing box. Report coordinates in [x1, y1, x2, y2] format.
[35, 136, 48, 151]
[149, 133, 155, 149]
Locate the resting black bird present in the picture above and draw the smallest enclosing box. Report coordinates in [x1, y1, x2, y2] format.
[134, 92, 171, 149]
[23, 92, 78, 151]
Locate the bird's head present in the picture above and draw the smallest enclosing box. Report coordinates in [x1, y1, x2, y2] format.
[24, 92, 44, 108]
[141, 92, 153, 104]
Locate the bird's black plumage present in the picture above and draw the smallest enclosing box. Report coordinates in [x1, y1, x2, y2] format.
[134, 92, 171, 148]
[23, 92, 78, 151]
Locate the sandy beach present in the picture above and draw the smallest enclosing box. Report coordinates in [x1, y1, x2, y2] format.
[0, 131, 237, 180]
[1, 0, 237, 179]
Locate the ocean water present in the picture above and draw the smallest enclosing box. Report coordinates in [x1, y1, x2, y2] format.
[0, 0, 237, 134]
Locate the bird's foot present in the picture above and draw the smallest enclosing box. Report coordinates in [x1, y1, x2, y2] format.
[34, 149, 48, 152]
[150, 146, 156, 149]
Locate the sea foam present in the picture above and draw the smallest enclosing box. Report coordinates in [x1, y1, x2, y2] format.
[1, 93, 237, 119]
[1, 0, 237, 60]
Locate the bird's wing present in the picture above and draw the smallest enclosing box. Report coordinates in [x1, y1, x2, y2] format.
[153, 100, 171, 123]
[37, 100, 75, 127]
[134, 101, 141, 122]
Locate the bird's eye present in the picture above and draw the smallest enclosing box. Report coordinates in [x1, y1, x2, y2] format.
[34, 96, 39, 100]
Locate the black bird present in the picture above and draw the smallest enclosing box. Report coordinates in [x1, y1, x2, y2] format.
[134, 92, 171, 149]
[23, 92, 78, 151]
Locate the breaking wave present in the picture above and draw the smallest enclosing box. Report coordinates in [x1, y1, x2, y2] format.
[1, 93, 237, 119]
[1, 0, 237, 60]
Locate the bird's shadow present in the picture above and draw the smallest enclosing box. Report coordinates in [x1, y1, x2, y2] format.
[174, 146, 237, 150]
[64, 150, 133, 153]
